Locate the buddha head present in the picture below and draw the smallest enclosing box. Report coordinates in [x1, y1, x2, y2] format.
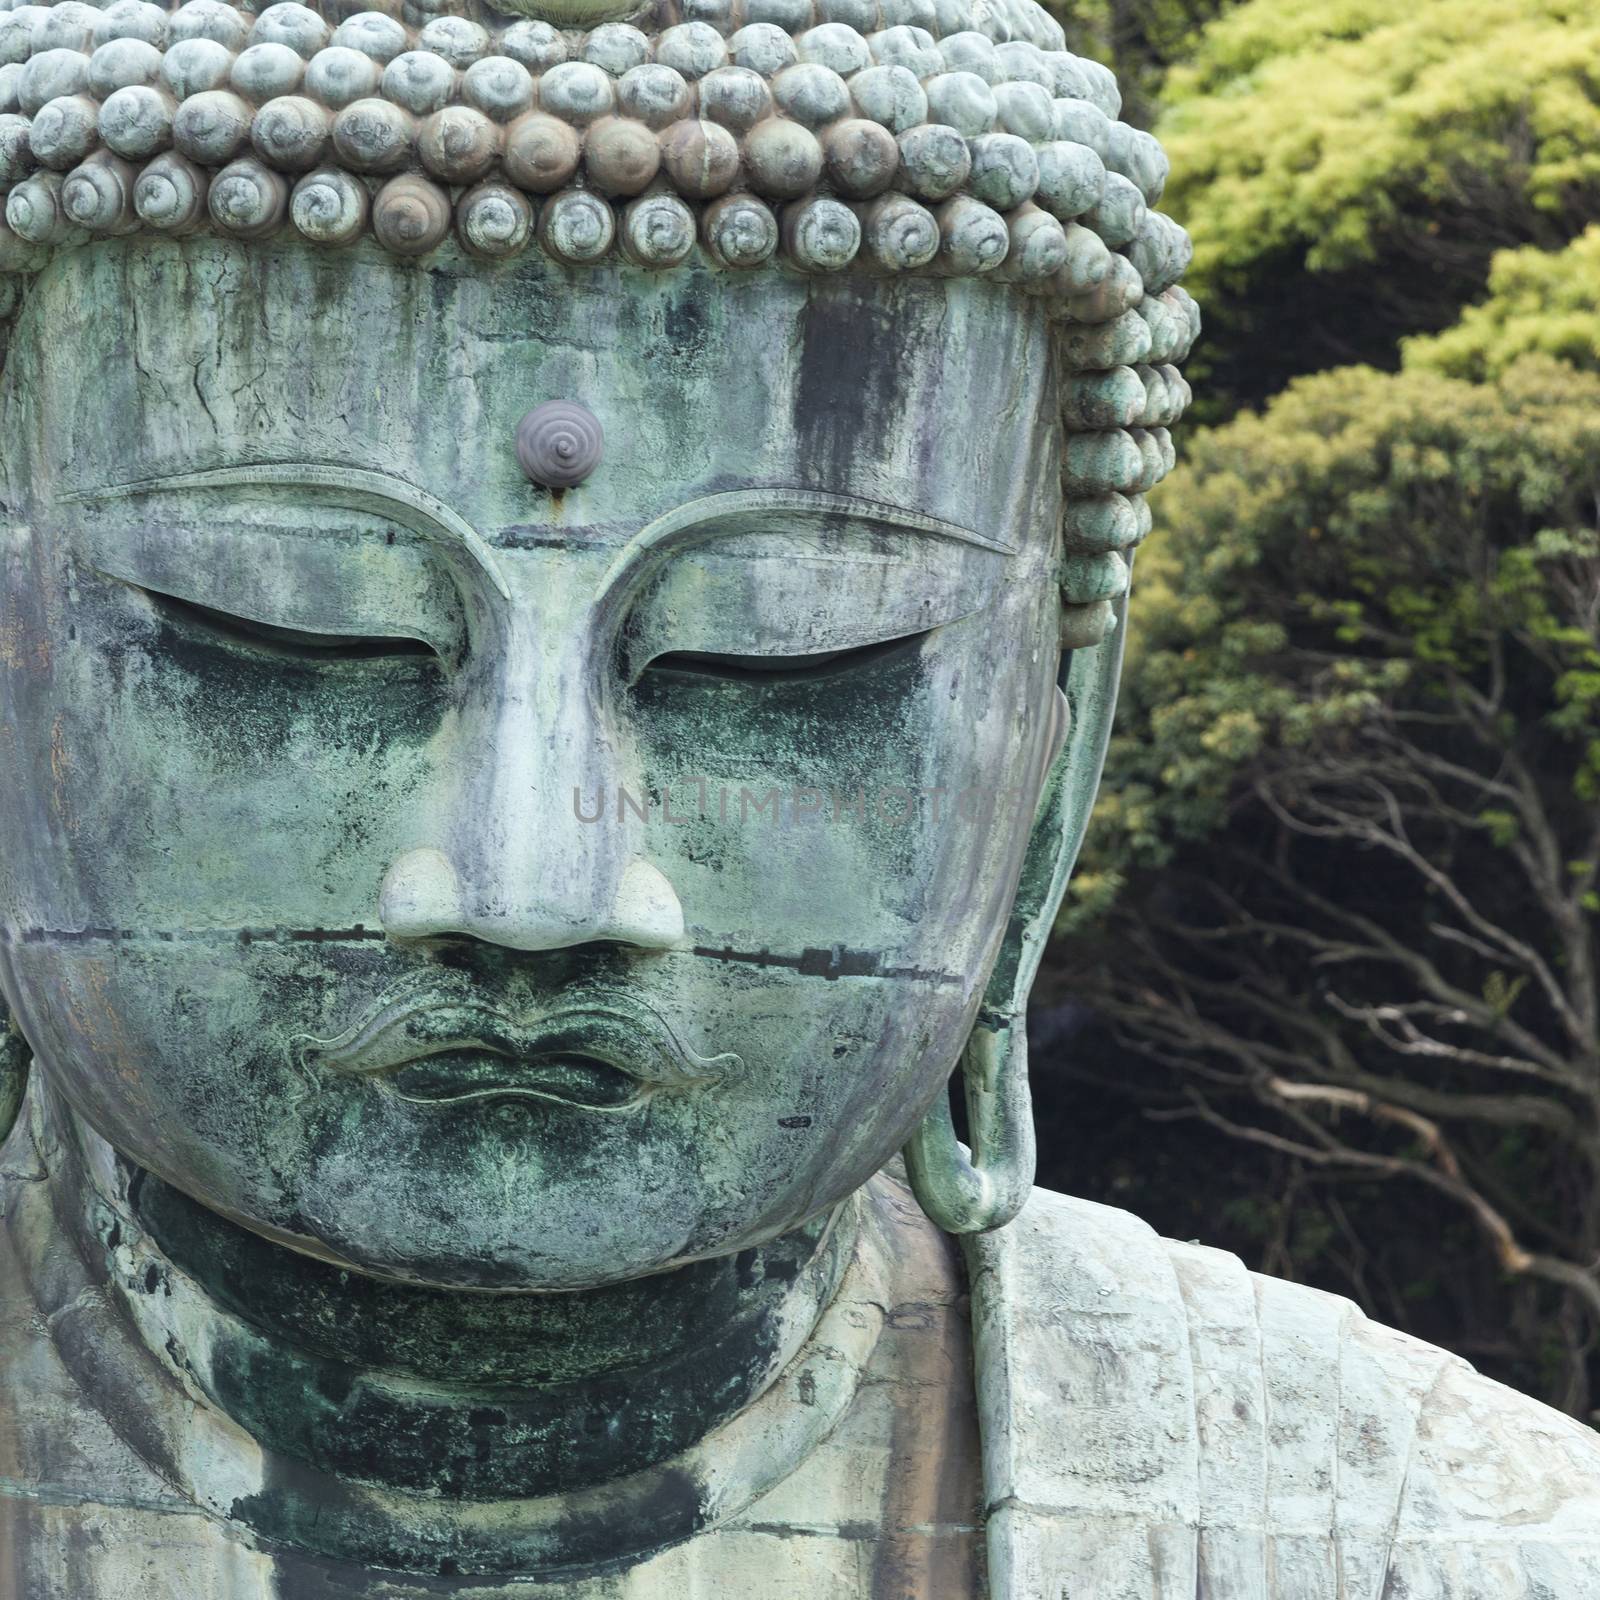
[0, 0, 1193, 1293]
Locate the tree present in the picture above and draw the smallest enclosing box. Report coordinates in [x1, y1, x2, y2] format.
[1155, 0, 1600, 411]
[1404, 223, 1600, 380]
[1049, 354, 1600, 1412]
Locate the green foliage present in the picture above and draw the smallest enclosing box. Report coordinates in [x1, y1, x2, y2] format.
[1049, 351, 1600, 1411]
[1063, 355, 1600, 929]
[1406, 225, 1600, 379]
[1161, 0, 1600, 290]
[1146, 0, 1600, 412]
[1159, 0, 1394, 91]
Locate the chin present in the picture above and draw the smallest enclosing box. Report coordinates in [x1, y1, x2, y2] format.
[213, 1144, 770, 1293]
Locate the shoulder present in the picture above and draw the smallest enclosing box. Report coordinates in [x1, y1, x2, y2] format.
[964, 1185, 1600, 1599]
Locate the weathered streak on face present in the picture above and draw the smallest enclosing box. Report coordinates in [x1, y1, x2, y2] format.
[0, 239, 1065, 1290]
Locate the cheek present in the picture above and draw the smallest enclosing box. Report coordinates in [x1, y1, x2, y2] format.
[623, 586, 1059, 969]
[4, 565, 449, 931]
[0, 937, 322, 1180]
[0, 546, 62, 855]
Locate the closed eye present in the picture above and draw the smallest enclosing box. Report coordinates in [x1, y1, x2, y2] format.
[142, 586, 437, 662]
[641, 629, 932, 683]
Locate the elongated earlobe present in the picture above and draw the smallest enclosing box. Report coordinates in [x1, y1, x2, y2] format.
[904, 1012, 1035, 1233]
[0, 1002, 30, 1151]
[905, 592, 1129, 1233]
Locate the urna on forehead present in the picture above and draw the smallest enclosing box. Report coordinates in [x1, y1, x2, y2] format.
[0, 0, 1198, 624]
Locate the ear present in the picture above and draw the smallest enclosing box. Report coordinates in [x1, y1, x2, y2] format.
[903, 602, 1128, 1233]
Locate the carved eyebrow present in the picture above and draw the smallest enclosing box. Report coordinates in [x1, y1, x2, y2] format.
[594, 485, 1008, 606]
[656, 488, 1015, 555]
[62, 462, 512, 601]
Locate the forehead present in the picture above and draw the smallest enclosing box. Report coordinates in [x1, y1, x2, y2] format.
[6, 239, 1061, 548]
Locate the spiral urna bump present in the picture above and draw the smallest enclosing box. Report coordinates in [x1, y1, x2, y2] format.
[515, 400, 603, 489]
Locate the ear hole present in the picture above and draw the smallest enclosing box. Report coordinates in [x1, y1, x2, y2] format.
[947, 1072, 971, 1145]
[0, 1003, 31, 1153]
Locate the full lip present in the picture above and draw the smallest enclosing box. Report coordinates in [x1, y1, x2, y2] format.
[292, 983, 740, 1112]
[384, 1049, 644, 1110]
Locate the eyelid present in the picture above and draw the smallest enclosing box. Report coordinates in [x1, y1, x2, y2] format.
[644, 628, 935, 683]
[619, 521, 1007, 683]
[134, 579, 440, 661]
[77, 503, 469, 664]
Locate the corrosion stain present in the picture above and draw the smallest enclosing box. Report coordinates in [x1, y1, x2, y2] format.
[48, 712, 77, 836]
[0, 620, 48, 672]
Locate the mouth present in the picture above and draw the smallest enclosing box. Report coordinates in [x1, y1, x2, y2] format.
[387, 1049, 644, 1110]
[292, 979, 740, 1114]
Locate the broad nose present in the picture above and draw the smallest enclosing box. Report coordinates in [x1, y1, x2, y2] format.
[376, 613, 685, 954]
[379, 847, 684, 951]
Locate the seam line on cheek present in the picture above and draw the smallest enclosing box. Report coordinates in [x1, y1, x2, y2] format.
[6, 932, 969, 986]
[687, 944, 965, 986]
[6, 927, 387, 945]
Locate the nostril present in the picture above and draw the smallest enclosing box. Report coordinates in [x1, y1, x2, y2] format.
[423, 930, 525, 970]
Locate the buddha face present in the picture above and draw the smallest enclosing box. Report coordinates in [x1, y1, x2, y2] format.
[0, 239, 1067, 1290]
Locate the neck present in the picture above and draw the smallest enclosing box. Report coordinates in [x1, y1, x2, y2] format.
[126, 1165, 852, 1496]
[28, 1086, 881, 1575]
[74, 1117, 854, 1499]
